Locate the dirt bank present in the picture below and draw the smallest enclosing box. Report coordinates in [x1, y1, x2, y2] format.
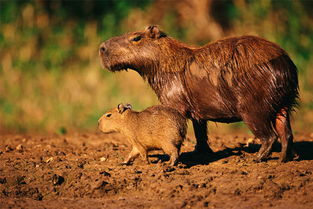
[0, 132, 313, 209]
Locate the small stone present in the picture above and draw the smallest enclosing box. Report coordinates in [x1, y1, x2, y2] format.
[241, 171, 248, 175]
[100, 157, 107, 162]
[100, 171, 111, 177]
[234, 188, 241, 195]
[52, 174, 64, 186]
[16, 144, 24, 152]
[77, 160, 86, 169]
[222, 160, 228, 164]
[134, 170, 142, 174]
[45, 157, 54, 163]
[5, 145, 14, 152]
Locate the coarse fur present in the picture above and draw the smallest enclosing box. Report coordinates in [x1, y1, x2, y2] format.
[99, 26, 299, 162]
[98, 104, 187, 166]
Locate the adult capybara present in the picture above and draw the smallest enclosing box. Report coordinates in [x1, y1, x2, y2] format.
[99, 26, 299, 162]
[98, 103, 187, 166]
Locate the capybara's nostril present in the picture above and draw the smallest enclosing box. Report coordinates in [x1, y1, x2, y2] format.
[99, 46, 106, 54]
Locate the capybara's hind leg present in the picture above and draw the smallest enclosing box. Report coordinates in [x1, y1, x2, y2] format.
[169, 149, 180, 166]
[275, 108, 294, 162]
[243, 115, 277, 162]
[192, 119, 214, 154]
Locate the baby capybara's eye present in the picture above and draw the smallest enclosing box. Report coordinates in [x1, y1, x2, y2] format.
[105, 113, 112, 118]
[131, 36, 142, 42]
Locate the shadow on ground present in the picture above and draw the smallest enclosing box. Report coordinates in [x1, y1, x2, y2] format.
[150, 140, 313, 167]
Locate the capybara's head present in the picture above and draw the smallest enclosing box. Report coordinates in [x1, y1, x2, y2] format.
[98, 103, 132, 134]
[99, 26, 168, 73]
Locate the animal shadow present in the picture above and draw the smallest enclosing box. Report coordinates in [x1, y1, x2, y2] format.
[293, 141, 313, 161]
[177, 140, 313, 167]
[178, 147, 250, 167]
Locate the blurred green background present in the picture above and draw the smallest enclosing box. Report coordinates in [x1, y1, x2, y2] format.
[0, 0, 312, 134]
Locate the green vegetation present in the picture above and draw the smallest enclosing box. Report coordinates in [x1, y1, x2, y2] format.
[0, 0, 312, 133]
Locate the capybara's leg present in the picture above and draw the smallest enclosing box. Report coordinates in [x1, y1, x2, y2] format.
[135, 145, 149, 164]
[122, 147, 140, 165]
[192, 119, 214, 154]
[243, 115, 276, 161]
[275, 108, 294, 162]
[256, 136, 277, 161]
[164, 146, 180, 166]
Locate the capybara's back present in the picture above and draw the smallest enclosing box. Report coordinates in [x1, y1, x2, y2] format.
[98, 104, 187, 166]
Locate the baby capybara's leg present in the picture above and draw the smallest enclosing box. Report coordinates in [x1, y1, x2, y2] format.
[275, 108, 294, 162]
[122, 147, 140, 165]
[163, 145, 180, 166]
[192, 119, 214, 154]
[242, 115, 277, 162]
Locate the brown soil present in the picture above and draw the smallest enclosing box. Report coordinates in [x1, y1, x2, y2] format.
[0, 132, 313, 209]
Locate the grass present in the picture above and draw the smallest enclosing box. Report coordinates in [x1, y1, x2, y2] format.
[0, 0, 312, 134]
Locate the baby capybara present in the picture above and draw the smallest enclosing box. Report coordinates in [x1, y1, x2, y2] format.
[98, 104, 187, 166]
[99, 26, 299, 162]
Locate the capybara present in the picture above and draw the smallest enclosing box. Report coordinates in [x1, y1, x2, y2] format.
[98, 103, 187, 166]
[99, 26, 299, 162]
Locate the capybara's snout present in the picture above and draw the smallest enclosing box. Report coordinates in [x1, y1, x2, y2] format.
[97, 117, 102, 128]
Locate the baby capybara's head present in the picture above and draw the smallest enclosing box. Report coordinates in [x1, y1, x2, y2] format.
[98, 103, 132, 133]
[99, 26, 167, 72]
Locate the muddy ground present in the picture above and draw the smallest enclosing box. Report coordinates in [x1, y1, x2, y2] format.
[0, 132, 313, 209]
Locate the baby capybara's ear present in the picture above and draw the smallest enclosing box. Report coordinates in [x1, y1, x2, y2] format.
[145, 25, 166, 39]
[125, 103, 132, 110]
[117, 103, 132, 114]
[117, 103, 125, 114]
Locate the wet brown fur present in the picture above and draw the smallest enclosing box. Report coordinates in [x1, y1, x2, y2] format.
[98, 104, 187, 166]
[99, 26, 299, 162]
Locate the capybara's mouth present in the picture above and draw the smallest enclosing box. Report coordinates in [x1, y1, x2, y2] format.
[104, 60, 131, 72]
[110, 64, 129, 72]
[99, 51, 133, 72]
[100, 58, 126, 72]
[100, 130, 116, 134]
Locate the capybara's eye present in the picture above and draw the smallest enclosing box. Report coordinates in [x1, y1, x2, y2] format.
[105, 113, 112, 118]
[131, 36, 142, 42]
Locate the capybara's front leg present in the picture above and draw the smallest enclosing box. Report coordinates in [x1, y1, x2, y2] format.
[255, 136, 277, 162]
[192, 119, 214, 154]
[122, 147, 140, 165]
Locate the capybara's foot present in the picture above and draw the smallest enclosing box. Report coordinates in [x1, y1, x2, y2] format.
[280, 148, 297, 162]
[254, 148, 272, 162]
[193, 144, 214, 155]
[120, 161, 132, 166]
[169, 157, 179, 166]
[254, 137, 276, 162]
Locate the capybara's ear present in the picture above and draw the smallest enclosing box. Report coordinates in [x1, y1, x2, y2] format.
[117, 103, 125, 114]
[117, 103, 131, 114]
[125, 103, 132, 110]
[145, 25, 166, 39]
